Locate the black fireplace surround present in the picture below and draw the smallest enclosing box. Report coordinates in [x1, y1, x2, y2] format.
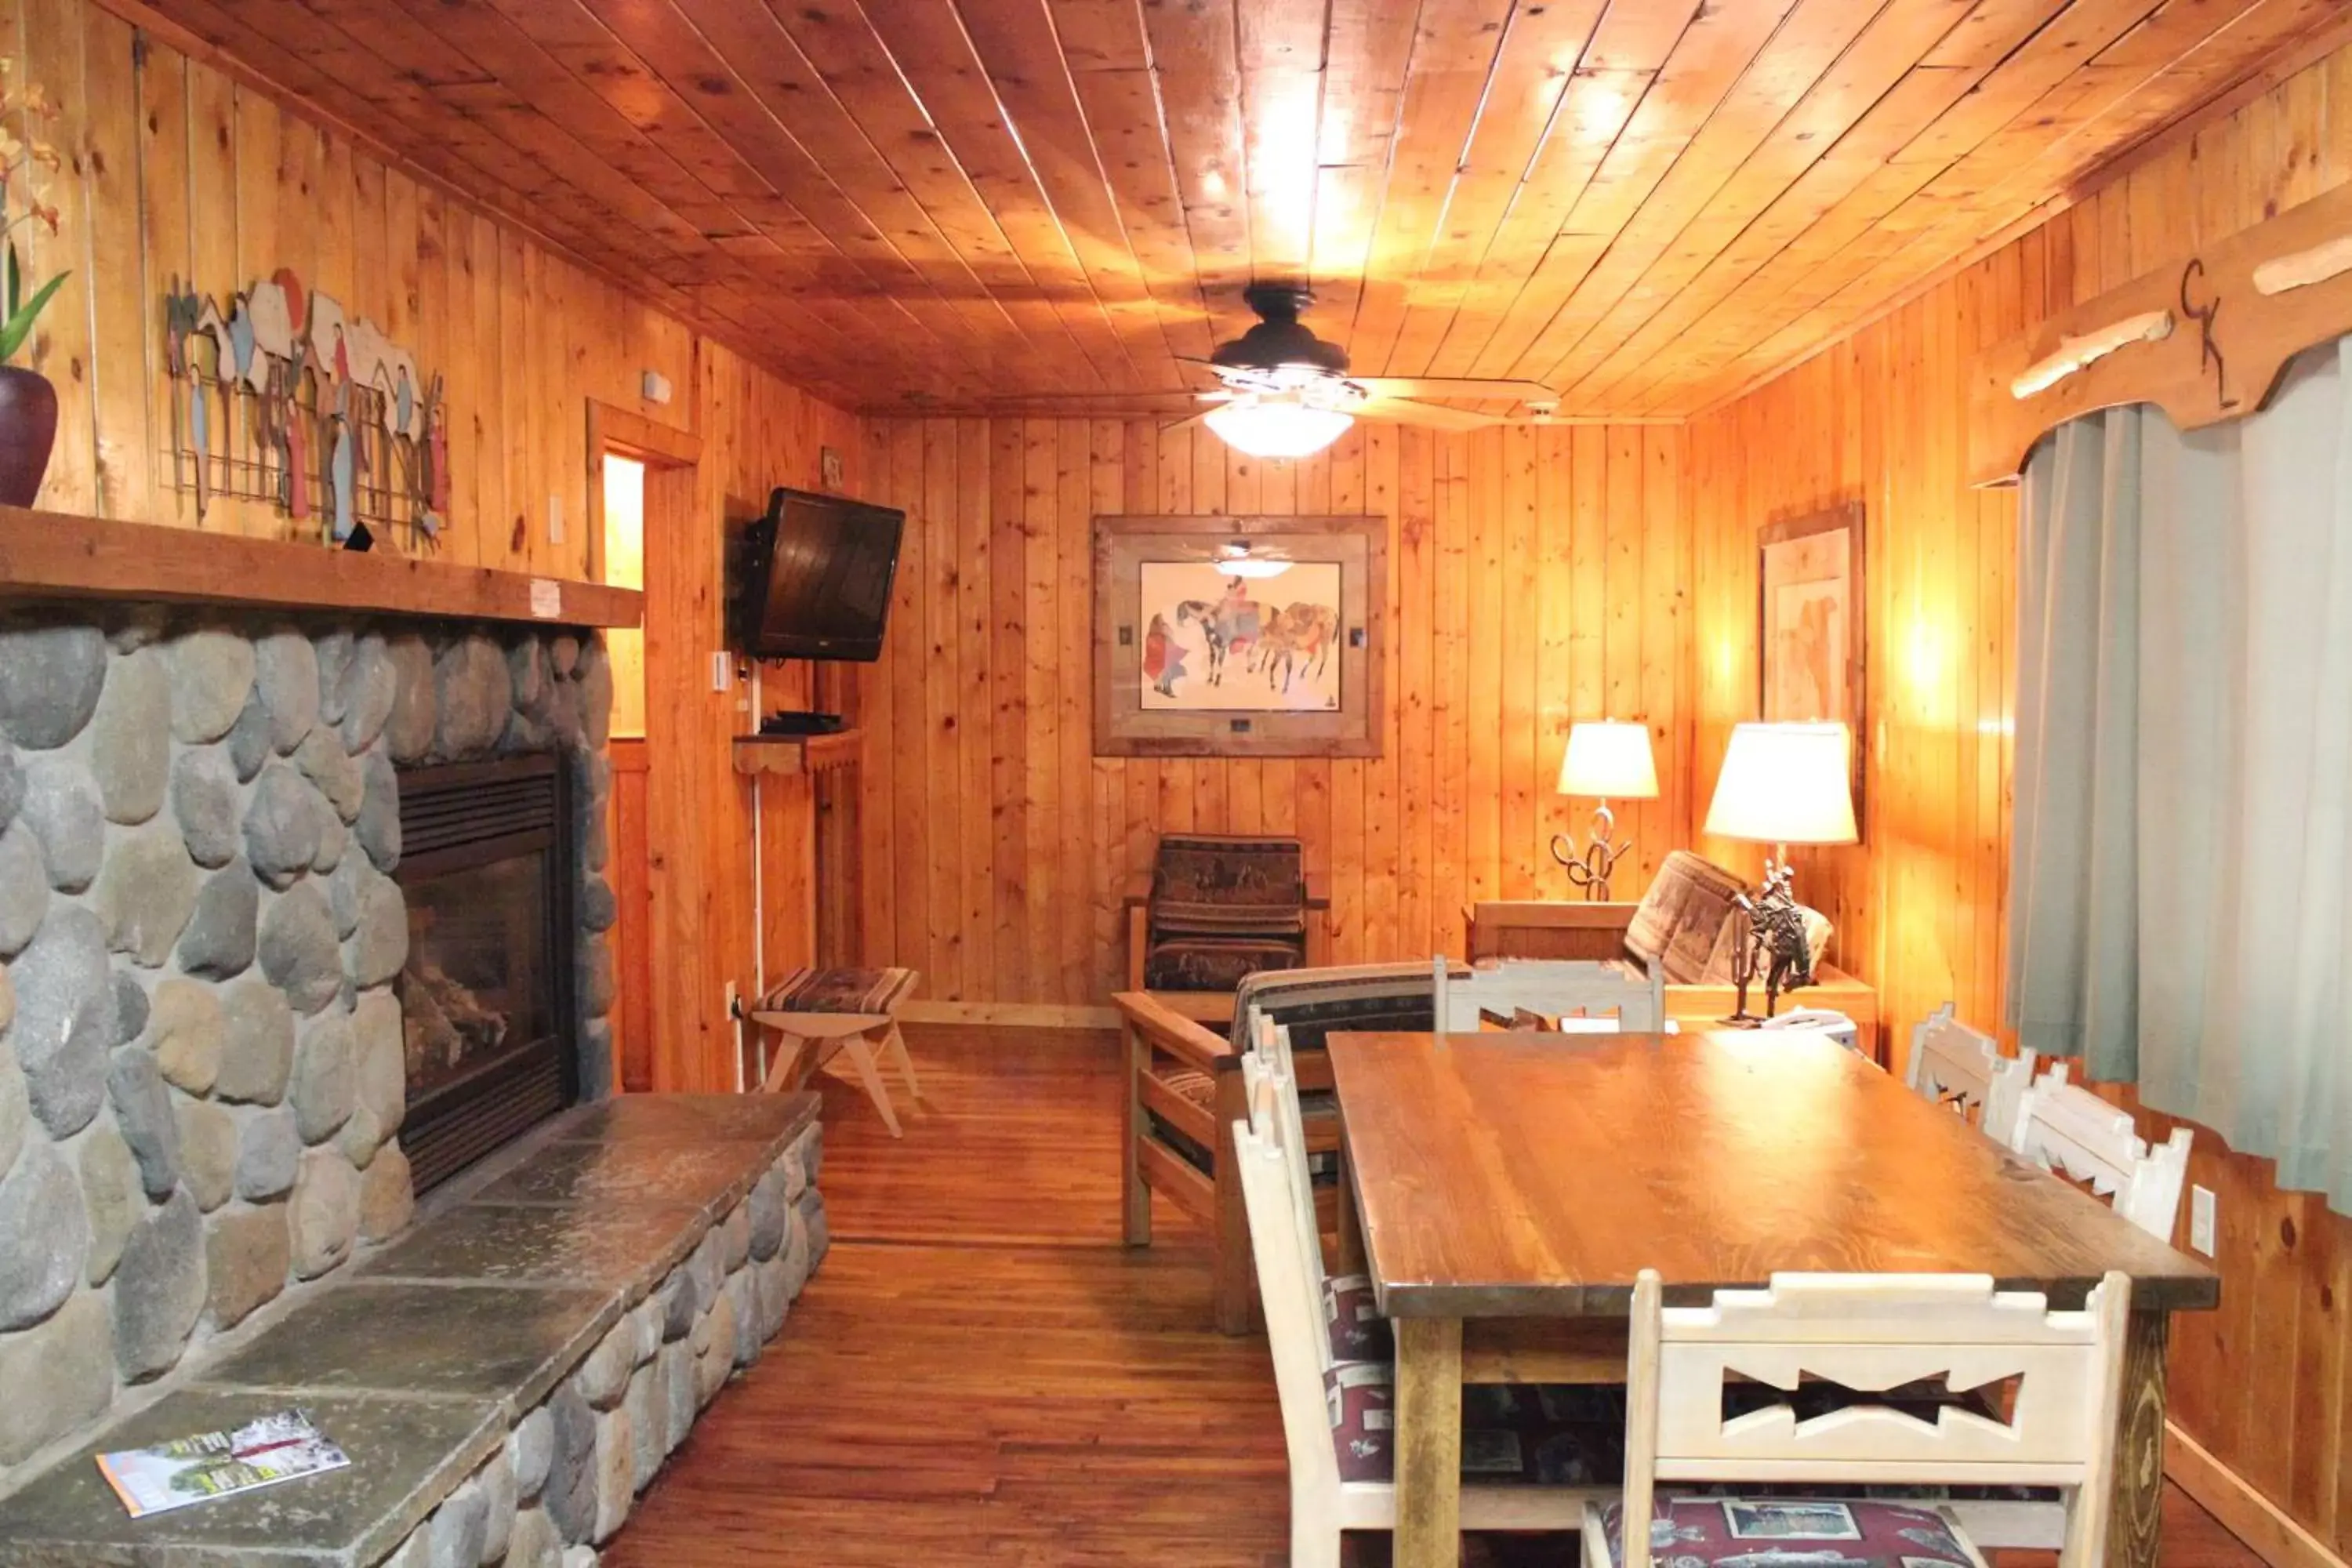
[394, 753, 577, 1191]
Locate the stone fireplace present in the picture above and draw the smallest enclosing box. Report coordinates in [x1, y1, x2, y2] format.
[0, 604, 619, 1482]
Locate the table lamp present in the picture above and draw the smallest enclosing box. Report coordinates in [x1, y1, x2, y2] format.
[1701, 722, 1858, 1021]
[1550, 720, 1658, 901]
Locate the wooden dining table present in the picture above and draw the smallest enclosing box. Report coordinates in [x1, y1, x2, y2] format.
[1325, 1028, 2220, 1568]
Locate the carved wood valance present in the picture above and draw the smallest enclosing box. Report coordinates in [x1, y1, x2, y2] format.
[1969, 180, 2352, 487]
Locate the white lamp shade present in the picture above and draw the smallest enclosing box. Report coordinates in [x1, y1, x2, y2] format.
[1557, 721, 1658, 800]
[1703, 722, 1858, 846]
[1203, 397, 1354, 459]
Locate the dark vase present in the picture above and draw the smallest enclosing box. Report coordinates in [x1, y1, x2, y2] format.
[0, 365, 57, 507]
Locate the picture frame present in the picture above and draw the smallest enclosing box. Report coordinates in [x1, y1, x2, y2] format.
[1093, 514, 1386, 758]
[1758, 501, 1866, 815]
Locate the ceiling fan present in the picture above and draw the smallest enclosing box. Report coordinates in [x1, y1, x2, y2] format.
[1174, 283, 1558, 459]
[969, 283, 1559, 458]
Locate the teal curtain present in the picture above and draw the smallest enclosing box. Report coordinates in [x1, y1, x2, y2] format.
[2006, 341, 2352, 1216]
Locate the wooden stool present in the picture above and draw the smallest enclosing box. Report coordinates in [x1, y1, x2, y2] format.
[751, 967, 922, 1137]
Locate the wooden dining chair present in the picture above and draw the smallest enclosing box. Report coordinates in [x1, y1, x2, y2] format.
[2008, 1063, 2194, 1242]
[1589, 1268, 2132, 1568]
[1231, 1112, 1611, 1568]
[1116, 961, 1463, 1334]
[1432, 955, 1666, 1033]
[1907, 1003, 2036, 1147]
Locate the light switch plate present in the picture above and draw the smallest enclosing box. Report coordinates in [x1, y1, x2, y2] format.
[2190, 1185, 2217, 1256]
[546, 495, 564, 546]
[710, 652, 732, 692]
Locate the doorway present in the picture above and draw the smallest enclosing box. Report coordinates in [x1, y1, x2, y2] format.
[589, 403, 702, 1093]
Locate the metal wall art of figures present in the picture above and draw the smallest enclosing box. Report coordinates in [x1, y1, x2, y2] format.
[162, 268, 450, 550]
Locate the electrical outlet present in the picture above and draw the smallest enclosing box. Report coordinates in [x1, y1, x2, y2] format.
[2190, 1185, 2217, 1256]
[710, 652, 732, 692]
[546, 495, 564, 546]
[724, 981, 748, 1092]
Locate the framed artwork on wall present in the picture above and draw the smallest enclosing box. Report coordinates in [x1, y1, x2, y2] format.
[1093, 514, 1386, 757]
[1758, 502, 1866, 814]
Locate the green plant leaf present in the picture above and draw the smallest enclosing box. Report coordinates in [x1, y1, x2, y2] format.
[4, 243, 16, 322]
[0, 268, 66, 365]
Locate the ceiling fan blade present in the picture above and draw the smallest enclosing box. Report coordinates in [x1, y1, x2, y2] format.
[1353, 397, 1500, 432]
[1352, 376, 1558, 401]
[945, 390, 1203, 404]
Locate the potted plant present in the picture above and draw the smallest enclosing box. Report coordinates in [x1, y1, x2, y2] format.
[0, 70, 65, 506]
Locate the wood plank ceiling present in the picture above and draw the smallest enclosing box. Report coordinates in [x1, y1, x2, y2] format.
[120, 0, 2350, 418]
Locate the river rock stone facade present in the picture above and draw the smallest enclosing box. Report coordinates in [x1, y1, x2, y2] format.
[378, 1126, 827, 1568]
[0, 607, 616, 1490]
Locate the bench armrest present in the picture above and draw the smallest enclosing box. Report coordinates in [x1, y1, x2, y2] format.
[1303, 871, 1330, 910]
[1123, 874, 1154, 909]
[1113, 990, 1236, 1074]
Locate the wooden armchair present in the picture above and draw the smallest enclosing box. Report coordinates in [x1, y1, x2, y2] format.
[1123, 833, 1332, 1025]
[1115, 961, 1456, 1334]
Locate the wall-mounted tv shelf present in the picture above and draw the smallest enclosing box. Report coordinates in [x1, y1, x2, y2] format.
[731, 729, 864, 779]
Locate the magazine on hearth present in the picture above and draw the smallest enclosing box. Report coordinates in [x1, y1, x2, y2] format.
[96, 1407, 350, 1519]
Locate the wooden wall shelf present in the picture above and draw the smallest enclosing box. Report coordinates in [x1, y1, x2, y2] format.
[0, 504, 643, 628]
[731, 730, 863, 778]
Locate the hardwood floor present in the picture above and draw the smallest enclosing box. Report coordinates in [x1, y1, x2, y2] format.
[604, 1025, 2267, 1568]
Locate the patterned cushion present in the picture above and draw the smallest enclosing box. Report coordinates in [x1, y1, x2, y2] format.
[1624, 852, 1836, 985]
[766, 966, 916, 1014]
[1159, 1066, 1216, 1109]
[1327, 1364, 1627, 1486]
[1595, 1497, 1978, 1568]
[1143, 1111, 1210, 1175]
[1143, 934, 1307, 992]
[1227, 961, 1462, 1052]
[1626, 852, 1749, 985]
[1322, 1272, 1394, 1363]
[1148, 834, 1307, 935]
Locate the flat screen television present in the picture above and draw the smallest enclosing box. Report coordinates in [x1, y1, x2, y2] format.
[728, 487, 906, 662]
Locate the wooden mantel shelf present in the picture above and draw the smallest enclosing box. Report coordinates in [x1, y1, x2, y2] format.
[731, 730, 863, 778]
[0, 504, 643, 628]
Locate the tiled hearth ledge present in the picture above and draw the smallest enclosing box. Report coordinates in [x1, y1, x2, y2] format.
[0, 1092, 829, 1567]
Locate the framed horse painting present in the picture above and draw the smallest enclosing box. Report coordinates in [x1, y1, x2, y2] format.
[1092, 514, 1386, 757]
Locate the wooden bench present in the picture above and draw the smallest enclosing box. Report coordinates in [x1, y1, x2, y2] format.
[753, 966, 922, 1137]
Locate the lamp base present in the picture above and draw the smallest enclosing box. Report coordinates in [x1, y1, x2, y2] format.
[1716, 1012, 1766, 1029]
[1549, 802, 1632, 902]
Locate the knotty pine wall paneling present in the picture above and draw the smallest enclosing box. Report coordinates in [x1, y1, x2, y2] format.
[653, 343, 857, 1093]
[1686, 40, 2352, 1556]
[14, 1, 858, 1094]
[854, 417, 1689, 1011]
[12, 2, 699, 564]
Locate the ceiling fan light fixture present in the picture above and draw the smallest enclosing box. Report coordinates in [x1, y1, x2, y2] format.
[1203, 396, 1353, 459]
[1214, 543, 1293, 579]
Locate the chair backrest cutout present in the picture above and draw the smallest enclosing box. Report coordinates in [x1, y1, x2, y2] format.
[1907, 1002, 2037, 1145]
[2010, 1064, 2194, 1241]
[1616, 1269, 2130, 1568]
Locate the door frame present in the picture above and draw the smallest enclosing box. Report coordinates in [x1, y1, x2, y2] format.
[587, 401, 703, 1091]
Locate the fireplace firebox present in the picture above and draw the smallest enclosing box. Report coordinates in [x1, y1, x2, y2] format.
[394, 753, 577, 1192]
